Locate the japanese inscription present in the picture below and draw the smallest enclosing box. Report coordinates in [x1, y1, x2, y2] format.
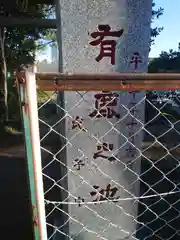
[71, 116, 86, 131]
[89, 91, 120, 119]
[90, 184, 119, 204]
[93, 142, 116, 162]
[73, 158, 85, 170]
[128, 92, 139, 116]
[125, 92, 139, 158]
[89, 24, 124, 65]
[126, 146, 137, 158]
[126, 119, 137, 130]
[130, 52, 142, 70]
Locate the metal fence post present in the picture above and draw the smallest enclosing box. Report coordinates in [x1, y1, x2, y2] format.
[17, 71, 47, 240]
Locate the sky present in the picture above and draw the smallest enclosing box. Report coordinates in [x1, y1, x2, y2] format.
[150, 0, 180, 57]
[38, 0, 180, 61]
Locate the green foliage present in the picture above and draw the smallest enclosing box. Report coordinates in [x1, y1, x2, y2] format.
[0, 3, 56, 123]
[1, 4, 56, 72]
[148, 43, 180, 73]
[151, 1, 164, 45]
[148, 45, 180, 109]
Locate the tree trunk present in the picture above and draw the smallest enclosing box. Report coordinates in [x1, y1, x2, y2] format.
[0, 27, 8, 122]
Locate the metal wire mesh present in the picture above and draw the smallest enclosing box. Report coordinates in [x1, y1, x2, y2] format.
[37, 89, 180, 240]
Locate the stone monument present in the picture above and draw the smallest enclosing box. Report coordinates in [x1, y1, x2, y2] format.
[56, 0, 152, 239]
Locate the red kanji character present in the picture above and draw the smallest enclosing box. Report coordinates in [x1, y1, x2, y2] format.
[71, 116, 86, 131]
[126, 146, 137, 158]
[130, 108, 138, 116]
[126, 119, 137, 130]
[89, 24, 124, 65]
[73, 158, 85, 170]
[90, 184, 119, 204]
[93, 142, 116, 162]
[89, 92, 120, 119]
[130, 52, 142, 70]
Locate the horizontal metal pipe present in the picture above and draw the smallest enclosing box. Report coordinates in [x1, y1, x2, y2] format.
[0, 17, 56, 28]
[17, 72, 180, 91]
[35, 73, 180, 81]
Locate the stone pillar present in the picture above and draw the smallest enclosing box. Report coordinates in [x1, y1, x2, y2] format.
[56, 1, 152, 239]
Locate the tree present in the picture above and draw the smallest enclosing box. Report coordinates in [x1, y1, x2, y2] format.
[151, 1, 164, 46]
[0, 3, 55, 121]
[147, 43, 180, 116]
[149, 44, 180, 73]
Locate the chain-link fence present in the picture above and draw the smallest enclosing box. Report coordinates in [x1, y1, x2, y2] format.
[18, 72, 180, 240]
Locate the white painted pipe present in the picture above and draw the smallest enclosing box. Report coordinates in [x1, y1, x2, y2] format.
[26, 72, 48, 240]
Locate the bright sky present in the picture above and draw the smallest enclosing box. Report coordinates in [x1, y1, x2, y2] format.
[38, 0, 179, 61]
[150, 0, 180, 57]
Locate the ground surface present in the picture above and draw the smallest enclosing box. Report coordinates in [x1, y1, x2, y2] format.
[0, 122, 33, 240]
[0, 155, 33, 240]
